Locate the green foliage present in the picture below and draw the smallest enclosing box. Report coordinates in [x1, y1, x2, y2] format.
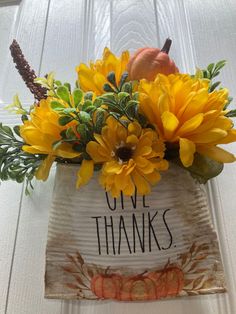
[5, 94, 29, 115]
[0, 123, 44, 194]
[99, 90, 147, 127]
[57, 86, 71, 105]
[200, 60, 227, 93]
[174, 153, 224, 184]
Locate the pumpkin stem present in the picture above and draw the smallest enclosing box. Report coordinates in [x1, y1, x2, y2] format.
[161, 38, 172, 54]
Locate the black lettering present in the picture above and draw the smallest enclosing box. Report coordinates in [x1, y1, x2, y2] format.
[142, 195, 150, 208]
[91, 216, 102, 255]
[148, 211, 161, 251]
[120, 191, 124, 209]
[130, 187, 137, 209]
[118, 215, 132, 254]
[104, 216, 116, 255]
[105, 192, 116, 211]
[161, 209, 173, 250]
[132, 213, 145, 253]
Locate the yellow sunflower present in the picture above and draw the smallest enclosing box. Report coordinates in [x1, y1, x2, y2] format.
[76, 48, 130, 95]
[20, 98, 80, 180]
[82, 117, 168, 197]
[138, 73, 236, 167]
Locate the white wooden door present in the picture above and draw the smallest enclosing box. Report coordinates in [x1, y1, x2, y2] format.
[0, 0, 236, 313]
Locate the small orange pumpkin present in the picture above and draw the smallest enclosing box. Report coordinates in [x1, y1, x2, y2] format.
[90, 274, 122, 299]
[120, 275, 157, 301]
[148, 266, 184, 298]
[127, 38, 178, 81]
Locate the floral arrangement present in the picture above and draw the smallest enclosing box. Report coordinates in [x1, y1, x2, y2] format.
[1, 38, 236, 196]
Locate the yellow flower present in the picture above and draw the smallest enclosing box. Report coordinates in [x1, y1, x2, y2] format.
[76, 48, 130, 95]
[139, 73, 236, 167]
[20, 98, 80, 180]
[85, 117, 168, 197]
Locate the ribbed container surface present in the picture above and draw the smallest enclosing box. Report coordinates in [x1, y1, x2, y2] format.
[45, 163, 225, 301]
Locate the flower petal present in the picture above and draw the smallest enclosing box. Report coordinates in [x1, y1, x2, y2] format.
[179, 138, 196, 167]
[161, 111, 179, 140]
[76, 159, 94, 188]
[177, 113, 204, 137]
[35, 155, 55, 181]
[132, 170, 150, 195]
[197, 145, 236, 163]
[188, 128, 227, 143]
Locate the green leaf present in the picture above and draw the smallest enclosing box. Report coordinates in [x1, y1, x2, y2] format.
[55, 80, 62, 86]
[215, 60, 226, 71]
[84, 105, 96, 113]
[93, 98, 103, 108]
[107, 72, 117, 88]
[209, 81, 221, 92]
[82, 100, 93, 111]
[58, 116, 74, 126]
[226, 109, 236, 117]
[21, 114, 28, 122]
[57, 86, 71, 104]
[73, 88, 83, 107]
[66, 127, 76, 140]
[207, 63, 214, 73]
[84, 92, 93, 101]
[51, 100, 65, 110]
[2, 125, 13, 137]
[77, 124, 87, 139]
[62, 108, 77, 114]
[13, 125, 21, 137]
[103, 83, 115, 93]
[64, 82, 71, 92]
[78, 111, 91, 123]
[122, 82, 132, 93]
[118, 71, 128, 88]
[118, 92, 130, 101]
[175, 153, 224, 184]
[224, 96, 233, 109]
[72, 142, 84, 152]
[95, 110, 105, 133]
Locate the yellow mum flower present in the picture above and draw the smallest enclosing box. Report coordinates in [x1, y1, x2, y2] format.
[76, 48, 130, 95]
[20, 98, 80, 180]
[139, 73, 236, 167]
[85, 117, 168, 197]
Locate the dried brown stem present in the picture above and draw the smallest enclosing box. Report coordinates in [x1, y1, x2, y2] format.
[9, 39, 47, 101]
[161, 38, 172, 54]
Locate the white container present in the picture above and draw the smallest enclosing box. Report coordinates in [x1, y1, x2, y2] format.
[45, 163, 225, 301]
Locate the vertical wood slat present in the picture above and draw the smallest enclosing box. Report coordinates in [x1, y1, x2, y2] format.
[0, 0, 49, 104]
[0, 4, 24, 314]
[3, 0, 62, 313]
[183, 1, 236, 313]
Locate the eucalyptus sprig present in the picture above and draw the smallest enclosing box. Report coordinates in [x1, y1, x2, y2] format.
[0, 123, 44, 194]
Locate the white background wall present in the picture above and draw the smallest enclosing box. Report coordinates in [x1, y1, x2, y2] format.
[0, 0, 236, 313]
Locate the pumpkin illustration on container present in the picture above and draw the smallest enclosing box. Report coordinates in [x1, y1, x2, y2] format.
[90, 265, 184, 301]
[148, 265, 184, 298]
[119, 275, 157, 301]
[90, 274, 122, 299]
[127, 38, 179, 81]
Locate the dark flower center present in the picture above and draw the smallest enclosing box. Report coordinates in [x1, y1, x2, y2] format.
[116, 146, 133, 162]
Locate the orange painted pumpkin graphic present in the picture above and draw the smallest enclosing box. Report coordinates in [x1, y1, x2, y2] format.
[91, 274, 122, 299]
[127, 38, 179, 81]
[147, 266, 184, 299]
[90, 265, 184, 301]
[120, 275, 157, 301]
